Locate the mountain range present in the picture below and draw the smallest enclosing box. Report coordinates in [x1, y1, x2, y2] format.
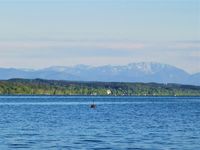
[0, 62, 199, 85]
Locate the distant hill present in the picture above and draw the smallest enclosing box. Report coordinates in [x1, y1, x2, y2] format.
[0, 78, 200, 96]
[0, 62, 199, 85]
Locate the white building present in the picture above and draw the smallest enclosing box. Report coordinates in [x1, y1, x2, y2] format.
[107, 90, 111, 95]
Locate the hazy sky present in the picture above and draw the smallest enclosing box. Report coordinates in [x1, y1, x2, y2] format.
[0, 0, 199, 73]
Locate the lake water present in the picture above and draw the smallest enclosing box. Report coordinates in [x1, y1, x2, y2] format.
[0, 96, 200, 150]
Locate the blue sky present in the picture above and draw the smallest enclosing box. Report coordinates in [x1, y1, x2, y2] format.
[0, 0, 199, 73]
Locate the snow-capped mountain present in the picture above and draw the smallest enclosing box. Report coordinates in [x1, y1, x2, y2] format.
[0, 62, 199, 85]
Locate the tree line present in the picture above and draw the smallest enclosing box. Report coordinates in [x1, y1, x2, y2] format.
[0, 78, 200, 96]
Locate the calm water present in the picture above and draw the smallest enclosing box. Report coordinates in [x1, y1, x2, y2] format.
[0, 96, 200, 150]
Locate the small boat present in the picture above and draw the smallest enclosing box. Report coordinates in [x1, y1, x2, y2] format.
[90, 99, 96, 109]
[90, 104, 96, 109]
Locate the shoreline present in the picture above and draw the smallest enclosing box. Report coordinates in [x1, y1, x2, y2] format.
[1, 79, 200, 96]
[0, 94, 200, 97]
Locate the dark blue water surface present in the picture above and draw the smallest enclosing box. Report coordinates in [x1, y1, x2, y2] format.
[0, 96, 200, 150]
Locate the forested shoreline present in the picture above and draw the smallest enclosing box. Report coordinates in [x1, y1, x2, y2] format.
[0, 79, 200, 96]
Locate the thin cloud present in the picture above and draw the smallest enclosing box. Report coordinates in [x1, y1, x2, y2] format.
[0, 40, 146, 51]
[167, 41, 200, 49]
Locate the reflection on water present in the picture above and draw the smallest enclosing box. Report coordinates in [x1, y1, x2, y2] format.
[0, 96, 200, 150]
